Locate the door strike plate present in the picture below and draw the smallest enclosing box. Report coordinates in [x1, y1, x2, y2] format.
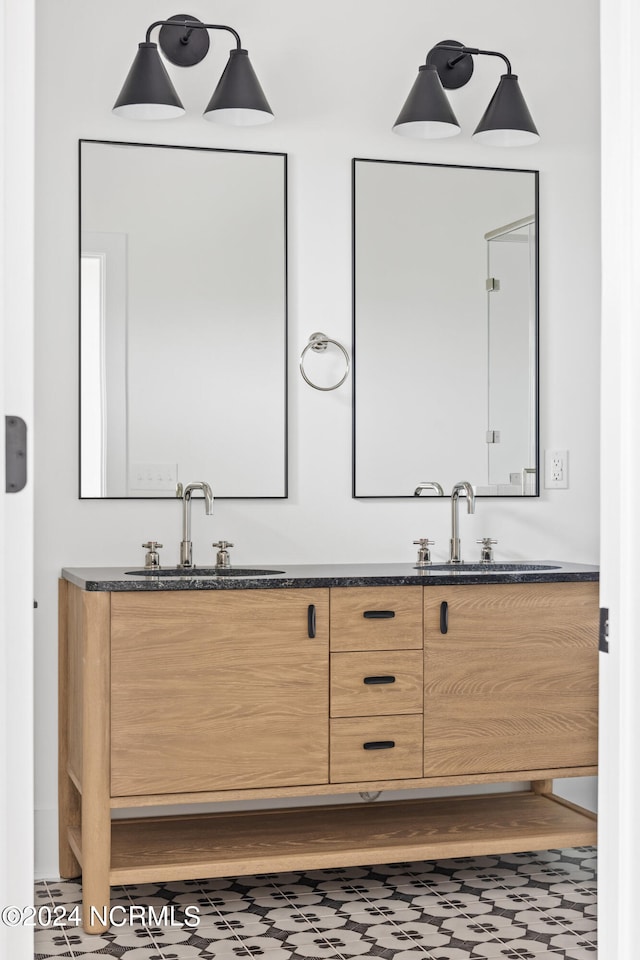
[599, 607, 609, 654]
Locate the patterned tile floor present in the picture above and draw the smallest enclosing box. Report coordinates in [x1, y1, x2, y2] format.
[34, 846, 596, 960]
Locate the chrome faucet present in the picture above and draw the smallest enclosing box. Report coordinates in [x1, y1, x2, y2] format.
[177, 481, 214, 567]
[449, 481, 475, 563]
[414, 481, 445, 497]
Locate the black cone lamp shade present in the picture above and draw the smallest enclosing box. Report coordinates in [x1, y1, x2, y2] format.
[392, 64, 460, 139]
[113, 43, 185, 119]
[204, 49, 274, 125]
[473, 74, 539, 146]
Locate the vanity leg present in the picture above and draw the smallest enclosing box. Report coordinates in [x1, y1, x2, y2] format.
[58, 579, 81, 879]
[58, 777, 81, 880]
[531, 779, 553, 795]
[81, 591, 112, 934]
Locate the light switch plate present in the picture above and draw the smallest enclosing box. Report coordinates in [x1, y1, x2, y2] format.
[129, 462, 178, 492]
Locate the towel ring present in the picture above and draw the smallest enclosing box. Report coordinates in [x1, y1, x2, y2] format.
[300, 332, 350, 391]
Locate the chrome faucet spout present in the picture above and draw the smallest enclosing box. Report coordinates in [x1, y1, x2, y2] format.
[414, 481, 445, 497]
[449, 481, 475, 563]
[178, 480, 214, 567]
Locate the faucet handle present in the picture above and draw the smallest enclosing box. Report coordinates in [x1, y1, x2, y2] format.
[213, 541, 234, 568]
[142, 541, 163, 568]
[477, 538, 497, 563]
[175, 482, 184, 498]
[413, 538, 435, 566]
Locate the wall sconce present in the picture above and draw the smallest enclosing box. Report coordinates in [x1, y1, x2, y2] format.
[393, 40, 539, 146]
[113, 14, 273, 126]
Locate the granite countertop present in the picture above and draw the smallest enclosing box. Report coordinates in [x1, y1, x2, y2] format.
[61, 560, 599, 592]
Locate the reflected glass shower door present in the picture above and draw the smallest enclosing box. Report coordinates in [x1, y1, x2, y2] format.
[486, 217, 537, 493]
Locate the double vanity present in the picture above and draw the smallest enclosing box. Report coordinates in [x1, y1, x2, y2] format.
[69, 115, 588, 937]
[59, 560, 599, 932]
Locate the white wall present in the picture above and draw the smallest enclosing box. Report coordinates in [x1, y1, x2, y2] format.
[34, 0, 601, 876]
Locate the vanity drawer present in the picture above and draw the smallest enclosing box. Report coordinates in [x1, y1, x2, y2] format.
[330, 586, 423, 652]
[331, 651, 423, 717]
[330, 715, 423, 783]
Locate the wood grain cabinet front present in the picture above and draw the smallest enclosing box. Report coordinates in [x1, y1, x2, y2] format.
[110, 589, 330, 796]
[330, 651, 423, 717]
[330, 586, 423, 652]
[423, 582, 599, 778]
[329, 588, 424, 784]
[330, 715, 423, 783]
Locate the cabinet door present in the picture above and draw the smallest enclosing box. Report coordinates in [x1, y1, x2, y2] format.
[111, 589, 329, 796]
[424, 583, 599, 777]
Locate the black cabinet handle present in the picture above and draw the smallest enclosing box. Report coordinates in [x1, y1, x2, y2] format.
[363, 610, 395, 620]
[363, 675, 396, 685]
[363, 740, 396, 750]
[440, 601, 448, 634]
[307, 604, 316, 638]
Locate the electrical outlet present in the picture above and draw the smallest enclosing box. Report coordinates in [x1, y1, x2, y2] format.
[544, 449, 569, 489]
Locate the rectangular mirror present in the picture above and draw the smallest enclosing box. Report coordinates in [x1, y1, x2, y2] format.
[353, 158, 538, 498]
[80, 140, 287, 498]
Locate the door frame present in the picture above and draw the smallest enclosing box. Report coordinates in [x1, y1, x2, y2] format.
[597, 0, 640, 956]
[0, 0, 35, 958]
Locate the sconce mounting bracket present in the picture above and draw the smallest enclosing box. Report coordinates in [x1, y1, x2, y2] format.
[158, 14, 210, 67]
[426, 39, 474, 90]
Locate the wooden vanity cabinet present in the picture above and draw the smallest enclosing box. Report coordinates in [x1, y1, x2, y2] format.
[59, 577, 598, 934]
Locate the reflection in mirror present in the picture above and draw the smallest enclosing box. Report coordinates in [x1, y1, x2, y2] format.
[79, 140, 287, 498]
[486, 215, 536, 490]
[353, 158, 538, 498]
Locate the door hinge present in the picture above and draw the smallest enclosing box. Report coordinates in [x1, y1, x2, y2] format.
[5, 415, 27, 492]
[599, 607, 609, 653]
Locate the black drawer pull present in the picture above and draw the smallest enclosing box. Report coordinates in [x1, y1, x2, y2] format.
[363, 610, 395, 619]
[363, 740, 396, 750]
[308, 604, 316, 639]
[363, 675, 396, 685]
[440, 600, 448, 634]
